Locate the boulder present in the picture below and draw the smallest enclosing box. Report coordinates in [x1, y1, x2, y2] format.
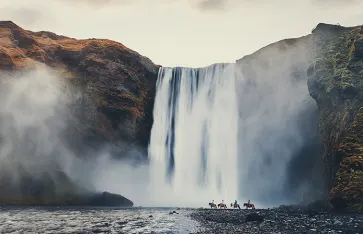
[245, 213, 264, 222]
[85, 192, 133, 207]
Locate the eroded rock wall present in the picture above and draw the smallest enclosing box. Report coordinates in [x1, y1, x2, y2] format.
[308, 23, 363, 211]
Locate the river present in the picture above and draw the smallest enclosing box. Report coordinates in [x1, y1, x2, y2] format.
[0, 206, 201, 234]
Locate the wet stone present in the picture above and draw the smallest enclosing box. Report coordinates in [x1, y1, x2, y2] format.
[189, 208, 363, 234]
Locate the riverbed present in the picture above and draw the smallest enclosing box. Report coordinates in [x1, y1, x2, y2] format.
[1, 206, 362, 233]
[190, 207, 363, 234]
[0, 206, 199, 233]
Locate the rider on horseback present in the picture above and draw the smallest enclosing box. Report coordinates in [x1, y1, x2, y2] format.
[209, 200, 217, 208]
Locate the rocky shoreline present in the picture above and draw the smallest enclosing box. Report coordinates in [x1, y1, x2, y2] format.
[190, 206, 363, 234]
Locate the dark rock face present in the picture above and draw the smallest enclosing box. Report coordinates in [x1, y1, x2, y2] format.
[308, 24, 363, 211]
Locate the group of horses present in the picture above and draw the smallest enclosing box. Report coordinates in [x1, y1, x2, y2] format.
[208, 200, 255, 209]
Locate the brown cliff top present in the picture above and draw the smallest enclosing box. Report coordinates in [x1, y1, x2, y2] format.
[0, 21, 148, 71]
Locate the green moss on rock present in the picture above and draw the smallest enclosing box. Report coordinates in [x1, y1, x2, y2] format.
[329, 108, 363, 211]
[309, 24, 363, 212]
[311, 26, 362, 95]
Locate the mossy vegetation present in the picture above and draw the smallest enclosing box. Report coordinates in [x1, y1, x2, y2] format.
[329, 108, 363, 211]
[310, 25, 363, 211]
[313, 27, 361, 94]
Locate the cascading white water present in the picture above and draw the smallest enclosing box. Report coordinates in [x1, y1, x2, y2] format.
[148, 64, 239, 207]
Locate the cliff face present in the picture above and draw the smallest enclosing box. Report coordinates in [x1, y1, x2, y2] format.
[0, 21, 158, 205]
[308, 23, 363, 211]
[0, 21, 158, 156]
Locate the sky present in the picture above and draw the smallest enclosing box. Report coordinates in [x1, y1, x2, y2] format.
[0, 0, 362, 67]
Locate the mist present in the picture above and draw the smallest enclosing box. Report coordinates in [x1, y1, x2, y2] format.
[88, 147, 151, 206]
[0, 67, 82, 201]
[235, 37, 326, 207]
[0, 66, 151, 204]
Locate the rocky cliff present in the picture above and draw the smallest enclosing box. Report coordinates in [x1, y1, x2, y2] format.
[0, 21, 158, 205]
[307, 23, 363, 211]
[0, 21, 158, 156]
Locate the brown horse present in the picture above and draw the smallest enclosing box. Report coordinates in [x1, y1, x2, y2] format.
[230, 203, 241, 209]
[218, 203, 227, 209]
[209, 202, 217, 208]
[243, 203, 255, 209]
[217, 200, 227, 209]
[243, 200, 255, 209]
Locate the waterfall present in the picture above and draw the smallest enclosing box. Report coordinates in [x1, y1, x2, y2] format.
[148, 64, 238, 207]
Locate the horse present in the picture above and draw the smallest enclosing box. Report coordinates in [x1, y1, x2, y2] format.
[243, 203, 255, 209]
[230, 203, 241, 209]
[209, 202, 217, 208]
[218, 203, 227, 209]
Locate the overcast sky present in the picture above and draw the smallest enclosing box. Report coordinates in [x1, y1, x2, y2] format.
[0, 0, 362, 67]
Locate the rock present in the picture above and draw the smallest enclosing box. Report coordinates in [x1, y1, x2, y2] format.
[0, 170, 134, 206]
[312, 23, 352, 38]
[0, 21, 158, 155]
[333, 220, 343, 225]
[308, 209, 319, 217]
[85, 192, 133, 207]
[245, 213, 264, 222]
[307, 24, 363, 211]
[308, 199, 333, 211]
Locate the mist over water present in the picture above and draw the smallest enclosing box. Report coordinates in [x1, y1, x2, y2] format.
[148, 64, 239, 207]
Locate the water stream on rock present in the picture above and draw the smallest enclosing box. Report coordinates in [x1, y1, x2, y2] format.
[148, 64, 239, 207]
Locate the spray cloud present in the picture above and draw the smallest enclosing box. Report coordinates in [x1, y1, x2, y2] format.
[236, 37, 325, 207]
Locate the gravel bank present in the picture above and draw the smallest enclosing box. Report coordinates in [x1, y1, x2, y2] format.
[190, 207, 363, 234]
